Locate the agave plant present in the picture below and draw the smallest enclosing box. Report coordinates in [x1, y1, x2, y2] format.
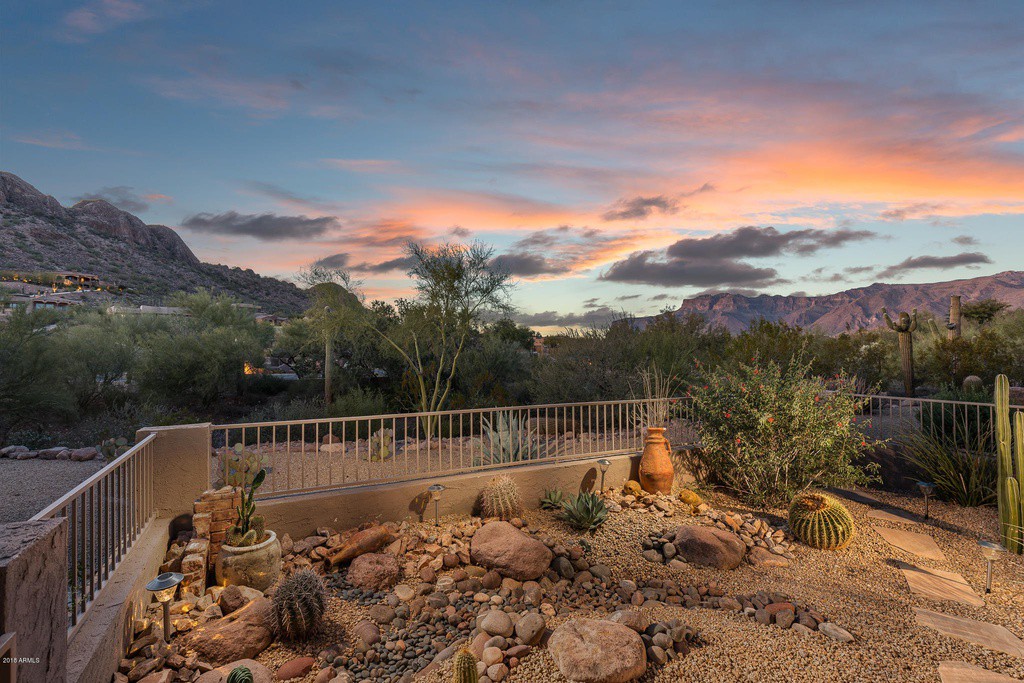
[477, 412, 544, 466]
[540, 488, 565, 510]
[560, 491, 608, 532]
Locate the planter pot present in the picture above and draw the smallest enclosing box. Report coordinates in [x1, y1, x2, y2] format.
[639, 426, 674, 494]
[215, 530, 282, 592]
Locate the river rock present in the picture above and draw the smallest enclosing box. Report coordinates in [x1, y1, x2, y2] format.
[470, 521, 553, 581]
[548, 619, 647, 683]
[671, 526, 746, 570]
[347, 553, 400, 591]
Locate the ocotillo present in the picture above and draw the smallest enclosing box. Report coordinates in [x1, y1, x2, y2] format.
[883, 308, 918, 397]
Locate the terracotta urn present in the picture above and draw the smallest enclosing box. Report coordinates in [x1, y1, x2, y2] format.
[215, 530, 282, 592]
[639, 427, 674, 494]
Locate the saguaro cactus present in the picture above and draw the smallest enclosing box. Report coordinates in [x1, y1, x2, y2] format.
[883, 308, 918, 397]
[995, 374, 1023, 553]
[948, 295, 962, 339]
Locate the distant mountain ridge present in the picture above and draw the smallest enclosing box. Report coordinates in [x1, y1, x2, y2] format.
[0, 171, 307, 314]
[637, 271, 1024, 334]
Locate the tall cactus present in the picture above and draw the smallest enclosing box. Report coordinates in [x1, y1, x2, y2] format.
[995, 374, 1023, 553]
[948, 295, 962, 339]
[883, 308, 918, 397]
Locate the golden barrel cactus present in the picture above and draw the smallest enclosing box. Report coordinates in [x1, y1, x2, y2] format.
[451, 647, 479, 683]
[788, 492, 855, 550]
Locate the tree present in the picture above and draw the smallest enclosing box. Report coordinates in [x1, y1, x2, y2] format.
[962, 298, 1010, 326]
[363, 242, 514, 432]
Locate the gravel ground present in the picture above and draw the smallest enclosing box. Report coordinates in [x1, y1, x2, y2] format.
[253, 487, 1024, 683]
[0, 457, 107, 523]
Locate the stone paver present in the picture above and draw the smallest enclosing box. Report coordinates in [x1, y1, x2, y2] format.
[898, 562, 984, 607]
[867, 508, 919, 524]
[915, 608, 1024, 659]
[938, 661, 1023, 682]
[831, 487, 882, 505]
[872, 525, 947, 562]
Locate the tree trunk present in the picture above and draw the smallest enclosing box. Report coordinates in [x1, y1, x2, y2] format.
[898, 332, 914, 397]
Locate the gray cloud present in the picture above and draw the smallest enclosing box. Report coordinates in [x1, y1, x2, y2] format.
[490, 252, 571, 277]
[615, 294, 641, 301]
[601, 225, 873, 288]
[648, 293, 673, 301]
[876, 252, 993, 279]
[514, 306, 625, 328]
[182, 211, 337, 241]
[952, 234, 978, 246]
[315, 253, 350, 269]
[349, 256, 417, 274]
[73, 186, 153, 213]
[602, 195, 678, 221]
[879, 203, 946, 221]
[450, 226, 471, 237]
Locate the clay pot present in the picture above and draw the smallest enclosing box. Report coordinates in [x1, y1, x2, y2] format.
[215, 530, 282, 592]
[639, 427, 674, 494]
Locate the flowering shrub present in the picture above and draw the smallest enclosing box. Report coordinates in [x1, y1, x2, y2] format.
[686, 355, 877, 505]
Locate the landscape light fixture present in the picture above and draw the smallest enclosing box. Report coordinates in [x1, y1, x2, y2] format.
[597, 459, 612, 492]
[916, 481, 936, 519]
[428, 484, 446, 526]
[978, 540, 1005, 594]
[145, 572, 184, 643]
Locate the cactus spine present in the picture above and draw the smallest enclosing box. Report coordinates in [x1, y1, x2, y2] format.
[451, 647, 479, 683]
[788, 492, 855, 550]
[883, 308, 918, 397]
[226, 666, 254, 683]
[273, 569, 327, 640]
[995, 374, 1024, 553]
[479, 475, 522, 521]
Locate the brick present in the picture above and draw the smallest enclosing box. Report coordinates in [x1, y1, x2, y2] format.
[185, 538, 209, 555]
[181, 554, 206, 574]
[211, 508, 238, 523]
[193, 512, 211, 538]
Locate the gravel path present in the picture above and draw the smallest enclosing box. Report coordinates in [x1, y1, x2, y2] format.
[0, 458, 107, 523]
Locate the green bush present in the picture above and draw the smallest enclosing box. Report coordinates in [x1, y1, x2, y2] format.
[687, 354, 877, 505]
[898, 424, 996, 507]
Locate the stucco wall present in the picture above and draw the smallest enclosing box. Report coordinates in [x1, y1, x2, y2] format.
[260, 454, 645, 538]
[0, 520, 68, 683]
[137, 423, 212, 519]
[65, 518, 171, 683]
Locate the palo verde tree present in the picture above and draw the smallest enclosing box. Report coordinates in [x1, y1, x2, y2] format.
[365, 241, 514, 433]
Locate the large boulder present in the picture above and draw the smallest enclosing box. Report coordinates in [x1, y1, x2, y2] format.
[548, 619, 647, 683]
[671, 525, 746, 570]
[327, 525, 395, 567]
[470, 521, 553, 581]
[185, 597, 274, 665]
[347, 553, 400, 591]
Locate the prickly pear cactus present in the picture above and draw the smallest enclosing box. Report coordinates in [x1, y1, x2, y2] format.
[788, 492, 855, 550]
[369, 428, 395, 462]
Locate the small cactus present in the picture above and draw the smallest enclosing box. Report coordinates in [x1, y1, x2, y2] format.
[963, 375, 984, 393]
[226, 666, 254, 683]
[623, 480, 642, 496]
[451, 647, 478, 683]
[273, 569, 327, 640]
[369, 427, 394, 462]
[480, 475, 522, 521]
[788, 492, 855, 550]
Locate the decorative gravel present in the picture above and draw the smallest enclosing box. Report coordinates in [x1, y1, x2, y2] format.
[0, 457, 107, 522]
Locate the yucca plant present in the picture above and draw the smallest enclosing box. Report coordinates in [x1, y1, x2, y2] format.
[560, 491, 608, 532]
[899, 420, 996, 507]
[540, 488, 565, 510]
[477, 411, 544, 465]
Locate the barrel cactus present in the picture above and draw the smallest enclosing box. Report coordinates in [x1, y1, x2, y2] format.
[788, 492, 855, 550]
[226, 666, 254, 683]
[273, 569, 327, 640]
[963, 375, 984, 393]
[479, 474, 522, 520]
[451, 647, 479, 683]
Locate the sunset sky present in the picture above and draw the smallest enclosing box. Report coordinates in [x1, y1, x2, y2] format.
[3, 1, 1024, 327]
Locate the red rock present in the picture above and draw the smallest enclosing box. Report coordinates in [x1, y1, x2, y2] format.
[470, 522, 553, 581]
[195, 658, 273, 683]
[185, 598, 274, 666]
[275, 656, 314, 680]
[670, 526, 746, 570]
[548, 619, 647, 683]
[347, 553, 400, 591]
[327, 525, 395, 567]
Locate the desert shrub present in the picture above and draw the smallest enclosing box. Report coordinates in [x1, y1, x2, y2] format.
[476, 411, 544, 465]
[329, 387, 388, 418]
[898, 422, 997, 507]
[918, 386, 994, 451]
[687, 354, 877, 505]
[560, 491, 608, 531]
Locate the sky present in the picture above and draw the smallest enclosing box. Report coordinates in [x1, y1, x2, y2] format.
[2, 1, 1024, 329]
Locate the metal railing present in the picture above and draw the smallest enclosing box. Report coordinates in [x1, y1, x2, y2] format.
[31, 433, 156, 633]
[211, 398, 696, 499]
[853, 393, 1024, 450]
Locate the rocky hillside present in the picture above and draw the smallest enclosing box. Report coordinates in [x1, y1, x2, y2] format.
[0, 171, 307, 314]
[639, 271, 1024, 334]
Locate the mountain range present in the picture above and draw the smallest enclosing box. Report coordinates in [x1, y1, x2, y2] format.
[0, 171, 307, 314]
[640, 271, 1024, 334]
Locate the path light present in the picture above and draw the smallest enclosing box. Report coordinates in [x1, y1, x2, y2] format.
[978, 540, 1005, 593]
[597, 459, 611, 492]
[146, 572, 184, 643]
[428, 483, 446, 526]
[916, 481, 936, 519]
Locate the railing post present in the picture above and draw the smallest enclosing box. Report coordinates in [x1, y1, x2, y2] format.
[136, 423, 213, 519]
[0, 520, 68, 683]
